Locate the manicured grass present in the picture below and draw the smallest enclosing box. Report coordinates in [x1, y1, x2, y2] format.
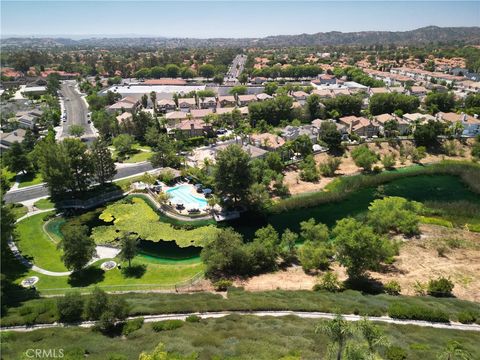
[15, 212, 67, 272]
[123, 150, 152, 163]
[34, 198, 55, 210]
[17, 172, 43, 188]
[6, 203, 28, 220]
[2, 315, 479, 360]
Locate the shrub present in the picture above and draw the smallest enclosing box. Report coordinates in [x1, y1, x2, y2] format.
[213, 279, 233, 291]
[388, 303, 449, 323]
[185, 315, 202, 323]
[457, 311, 477, 324]
[152, 320, 184, 332]
[413, 280, 426, 296]
[384, 280, 401, 296]
[122, 317, 144, 336]
[427, 277, 454, 297]
[351, 145, 378, 171]
[313, 271, 343, 292]
[436, 245, 448, 257]
[385, 346, 408, 360]
[319, 157, 342, 177]
[381, 154, 396, 169]
[57, 292, 84, 323]
[299, 155, 320, 182]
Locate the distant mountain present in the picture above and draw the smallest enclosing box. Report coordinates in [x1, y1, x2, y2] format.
[2, 26, 480, 49]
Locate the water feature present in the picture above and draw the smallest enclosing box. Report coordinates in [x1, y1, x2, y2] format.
[166, 185, 208, 209]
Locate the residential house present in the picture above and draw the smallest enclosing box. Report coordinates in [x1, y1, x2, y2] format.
[409, 86, 428, 97]
[291, 91, 309, 103]
[157, 99, 176, 113]
[311, 119, 348, 136]
[402, 113, 436, 124]
[317, 74, 337, 85]
[218, 95, 237, 108]
[331, 88, 351, 97]
[16, 114, 37, 129]
[0, 129, 26, 149]
[165, 111, 188, 127]
[199, 97, 217, 109]
[178, 98, 197, 112]
[250, 133, 286, 150]
[374, 114, 409, 135]
[281, 125, 318, 142]
[116, 112, 133, 124]
[311, 89, 333, 99]
[251, 77, 268, 85]
[174, 119, 212, 138]
[339, 116, 379, 138]
[438, 112, 480, 136]
[237, 94, 257, 107]
[190, 108, 213, 119]
[22, 86, 47, 96]
[389, 87, 405, 94]
[256, 93, 273, 101]
[369, 87, 389, 96]
[107, 96, 139, 114]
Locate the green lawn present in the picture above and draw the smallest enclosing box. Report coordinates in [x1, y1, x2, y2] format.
[34, 198, 55, 210]
[15, 212, 67, 272]
[2, 315, 479, 360]
[17, 172, 43, 188]
[111, 143, 153, 164]
[6, 203, 28, 220]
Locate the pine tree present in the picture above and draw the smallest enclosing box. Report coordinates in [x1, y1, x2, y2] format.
[91, 139, 116, 185]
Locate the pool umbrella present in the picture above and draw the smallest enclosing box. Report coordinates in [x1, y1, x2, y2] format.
[203, 188, 212, 195]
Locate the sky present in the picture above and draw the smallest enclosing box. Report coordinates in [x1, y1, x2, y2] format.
[1, 1, 479, 38]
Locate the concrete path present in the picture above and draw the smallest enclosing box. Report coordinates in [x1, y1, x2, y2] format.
[2, 310, 480, 333]
[11, 210, 120, 277]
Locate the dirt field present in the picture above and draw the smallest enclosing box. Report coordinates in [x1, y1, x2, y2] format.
[235, 224, 480, 302]
[284, 139, 475, 195]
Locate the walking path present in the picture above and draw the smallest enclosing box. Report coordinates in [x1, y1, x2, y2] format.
[2, 310, 480, 332]
[10, 209, 120, 277]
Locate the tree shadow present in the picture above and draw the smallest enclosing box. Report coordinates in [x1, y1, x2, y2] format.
[68, 267, 105, 287]
[344, 276, 385, 295]
[121, 264, 146, 278]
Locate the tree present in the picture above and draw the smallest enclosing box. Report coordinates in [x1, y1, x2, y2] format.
[264, 82, 278, 95]
[46, 73, 61, 95]
[57, 292, 84, 322]
[200, 228, 249, 278]
[198, 64, 215, 79]
[165, 64, 180, 78]
[279, 228, 298, 262]
[315, 314, 354, 360]
[91, 139, 116, 184]
[247, 225, 280, 273]
[150, 134, 179, 168]
[214, 144, 253, 206]
[84, 287, 108, 320]
[299, 155, 319, 182]
[367, 197, 422, 236]
[351, 145, 378, 171]
[97, 296, 129, 333]
[213, 75, 224, 85]
[4, 142, 32, 174]
[63, 138, 93, 192]
[332, 218, 394, 279]
[265, 152, 284, 173]
[150, 91, 157, 113]
[300, 218, 329, 243]
[369, 93, 419, 115]
[306, 94, 324, 120]
[59, 225, 96, 272]
[298, 241, 333, 272]
[320, 121, 342, 151]
[357, 317, 388, 354]
[437, 340, 472, 360]
[425, 92, 455, 113]
[69, 124, 85, 138]
[141, 94, 148, 108]
[238, 73, 248, 84]
[229, 86, 247, 96]
[427, 277, 454, 297]
[113, 134, 134, 156]
[381, 154, 396, 169]
[119, 233, 138, 268]
[413, 120, 445, 147]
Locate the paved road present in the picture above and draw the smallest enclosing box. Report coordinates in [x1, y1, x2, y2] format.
[2, 311, 480, 333]
[60, 81, 95, 141]
[224, 54, 247, 84]
[4, 162, 155, 203]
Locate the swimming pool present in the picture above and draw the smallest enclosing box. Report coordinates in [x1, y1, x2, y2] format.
[166, 185, 208, 209]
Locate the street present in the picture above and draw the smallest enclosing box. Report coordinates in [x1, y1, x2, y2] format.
[59, 81, 96, 141]
[4, 162, 156, 203]
[224, 54, 247, 84]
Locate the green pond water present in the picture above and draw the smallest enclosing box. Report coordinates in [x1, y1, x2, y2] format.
[52, 174, 480, 262]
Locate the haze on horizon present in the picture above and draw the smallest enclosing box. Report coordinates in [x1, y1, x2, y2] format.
[1, 1, 479, 39]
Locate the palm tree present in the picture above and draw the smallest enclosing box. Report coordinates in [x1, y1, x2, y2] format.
[357, 317, 389, 354]
[150, 91, 157, 113]
[315, 314, 354, 360]
[437, 341, 472, 360]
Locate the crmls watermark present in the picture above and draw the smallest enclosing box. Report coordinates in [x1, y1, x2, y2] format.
[24, 349, 64, 358]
